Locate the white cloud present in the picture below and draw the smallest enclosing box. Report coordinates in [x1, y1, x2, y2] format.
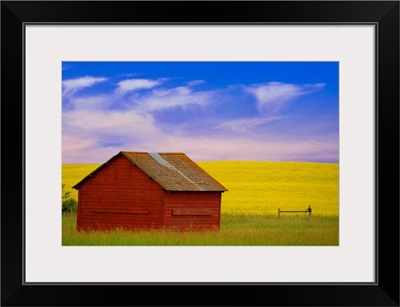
[63, 109, 161, 141]
[62, 107, 337, 163]
[155, 135, 338, 162]
[62, 78, 335, 164]
[216, 116, 285, 135]
[62, 134, 101, 164]
[245, 82, 326, 114]
[62, 138, 122, 164]
[62, 76, 107, 96]
[62, 109, 169, 164]
[135, 86, 213, 112]
[117, 78, 161, 93]
[188, 80, 205, 87]
[63, 135, 338, 164]
[62, 134, 97, 152]
[68, 94, 112, 111]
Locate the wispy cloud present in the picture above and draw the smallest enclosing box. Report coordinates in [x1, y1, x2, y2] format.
[135, 86, 213, 112]
[172, 135, 338, 162]
[62, 128, 338, 164]
[68, 94, 112, 111]
[62, 62, 337, 164]
[62, 80, 331, 163]
[245, 82, 325, 114]
[187, 80, 205, 87]
[117, 78, 161, 93]
[63, 109, 161, 142]
[216, 116, 286, 135]
[62, 76, 107, 96]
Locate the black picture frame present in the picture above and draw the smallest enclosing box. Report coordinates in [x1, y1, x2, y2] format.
[1, 1, 399, 306]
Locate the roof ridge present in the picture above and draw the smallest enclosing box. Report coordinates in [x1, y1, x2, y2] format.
[158, 152, 186, 155]
[120, 151, 186, 155]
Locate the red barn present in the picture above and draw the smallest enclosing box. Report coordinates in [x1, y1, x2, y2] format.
[72, 151, 227, 231]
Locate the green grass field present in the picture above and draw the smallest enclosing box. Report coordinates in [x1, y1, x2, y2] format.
[62, 213, 338, 246]
[62, 161, 339, 246]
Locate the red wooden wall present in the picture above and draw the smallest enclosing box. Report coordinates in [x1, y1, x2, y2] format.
[164, 192, 221, 230]
[77, 155, 165, 230]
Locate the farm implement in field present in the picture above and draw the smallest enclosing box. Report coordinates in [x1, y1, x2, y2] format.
[278, 205, 312, 218]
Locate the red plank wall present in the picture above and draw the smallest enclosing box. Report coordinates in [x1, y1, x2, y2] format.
[164, 192, 221, 230]
[77, 155, 165, 230]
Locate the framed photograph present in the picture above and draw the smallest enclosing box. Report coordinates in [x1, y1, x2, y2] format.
[2, 1, 399, 306]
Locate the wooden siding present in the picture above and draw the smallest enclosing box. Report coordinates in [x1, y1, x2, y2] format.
[77, 155, 166, 231]
[164, 192, 221, 230]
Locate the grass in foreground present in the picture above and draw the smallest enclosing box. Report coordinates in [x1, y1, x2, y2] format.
[62, 213, 338, 246]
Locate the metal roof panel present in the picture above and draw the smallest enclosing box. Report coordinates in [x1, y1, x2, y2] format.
[121, 152, 227, 192]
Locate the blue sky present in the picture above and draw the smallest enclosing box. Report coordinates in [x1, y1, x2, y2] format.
[62, 62, 338, 164]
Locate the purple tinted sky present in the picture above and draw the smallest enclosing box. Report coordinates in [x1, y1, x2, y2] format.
[62, 62, 338, 164]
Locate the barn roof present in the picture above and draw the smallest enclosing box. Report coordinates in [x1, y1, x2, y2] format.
[72, 151, 227, 192]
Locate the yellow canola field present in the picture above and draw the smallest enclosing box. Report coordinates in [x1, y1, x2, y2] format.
[63, 161, 338, 217]
[198, 161, 338, 217]
[62, 164, 100, 200]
